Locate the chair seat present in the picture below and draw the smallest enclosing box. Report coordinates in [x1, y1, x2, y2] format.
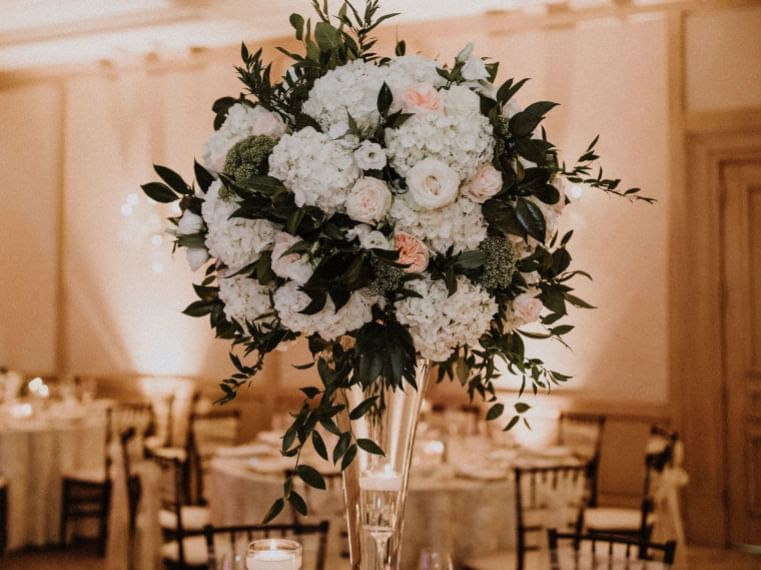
[585, 507, 656, 531]
[63, 468, 107, 484]
[161, 535, 208, 566]
[152, 446, 188, 462]
[159, 506, 210, 530]
[464, 549, 548, 570]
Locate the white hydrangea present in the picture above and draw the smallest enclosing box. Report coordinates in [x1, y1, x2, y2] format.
[395, 276, 497, 361]
[385, 89, 493, 180]
[201, 180, 279, 271]
[389, 193, 487, 255]
[268, 127, 360, 214]
[302, 56, 445, 132]
[202, 103, 285, 172]
[273, 281, 377, 340]
[218, 274, 274, 325]
[302, 60, 388, 131]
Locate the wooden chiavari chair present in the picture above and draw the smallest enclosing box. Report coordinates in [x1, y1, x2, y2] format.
[203, 521, 330, 570]
[582, 425, 679, 542]
[187, 408, 241, 504]
[464, 463, 590, 570]
[548, 528, 677, 568]
[0, 476, 6, 555]
[147, 446, 209, 568]
[558, 412, 606, 506]
[60, 402, 153, 555]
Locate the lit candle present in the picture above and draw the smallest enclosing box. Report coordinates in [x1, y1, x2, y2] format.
[246, 539, 301, 570]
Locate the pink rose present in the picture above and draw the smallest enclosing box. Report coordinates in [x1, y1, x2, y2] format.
[271, 232, 313, 285]
[401, 83, 443, 114]
[463, 164, 503, 203]
[511, 289, 543, 326]
[252, 111, 286, 139]
[394, 232, 429, 273]
[346, 178, 392, 223]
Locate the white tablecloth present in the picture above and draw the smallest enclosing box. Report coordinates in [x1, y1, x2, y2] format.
[209, 458, 517, 569]
[0, 414, 106, 550]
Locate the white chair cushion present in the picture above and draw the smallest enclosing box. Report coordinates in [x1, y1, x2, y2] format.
[585, 507, 655, 531]
[63, 468, 107, 483]
[161, 535, 208, 566]
[159, 505, 210, 530]
[152, 446, 188, 462]
[464, 549, 548, 570]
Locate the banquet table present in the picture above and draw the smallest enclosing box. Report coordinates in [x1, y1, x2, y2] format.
[0, 403, 108, 550]
[209, 455, 523, 569]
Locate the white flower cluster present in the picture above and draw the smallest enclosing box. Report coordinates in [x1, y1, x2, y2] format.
[273, 281, 376, 340]
[201, 181, 279, 271]
[218, 274, 274, 325]
[203, 103, 286, 171]
[395, 276, 497, 361]
[268, 127, 360, 214]
[302, 56, 444, 132]
[385, 86, 494, 181]
[389, 194, 487, 255]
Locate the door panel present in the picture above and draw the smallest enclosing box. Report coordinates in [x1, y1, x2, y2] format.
[722, 162, 761, 546]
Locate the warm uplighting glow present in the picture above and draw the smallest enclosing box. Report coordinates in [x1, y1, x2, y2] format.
[512, 406, 560, 448]
[150, 234, 163, 247]
[120, 203, 133, 217]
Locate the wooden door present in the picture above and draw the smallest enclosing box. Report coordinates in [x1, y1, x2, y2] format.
[723, 162, 761, 547]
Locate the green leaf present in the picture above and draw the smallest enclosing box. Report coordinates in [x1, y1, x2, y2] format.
[182, 300, 214, 317]
[289, 13, 305, 40]
[357, 438, 385, 456]
[194, 160, 214, 193]
[341, 444, 357, 470]
[565, 294, 596, 309]
[377, 82, 393, 115]
[315, 21, 340, 50]
[312, 430, 328, 460]
[300, 386, 320, 399]
[296, 464, 326, 490]
[454, 250, 487, 270]
[504, 415, 520, 431]
[153, 164, 189, 195]
[288, 490, 308, 516]
[550, 325, 574, 336]
[516, 198, 546, 242]
[349, 396, 377, 420]
[515, 402, 531, 414]
[141, 182, 177, 203]
[486, 403, 504, 421]
[262, 498, 284, 523]
[333, 432, 350, 464]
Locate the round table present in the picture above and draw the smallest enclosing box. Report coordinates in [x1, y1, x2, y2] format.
[209, 457, 516, 569]
[0, 408, 107, 550]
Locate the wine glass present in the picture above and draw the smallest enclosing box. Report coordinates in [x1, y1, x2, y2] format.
[418, 548, 453, 570]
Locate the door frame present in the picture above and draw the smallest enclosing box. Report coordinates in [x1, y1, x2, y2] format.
[676, 126, 761, 545]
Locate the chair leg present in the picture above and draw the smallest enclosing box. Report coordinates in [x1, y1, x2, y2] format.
[97, 484, 112, 557]
[60, 481, 70, 548]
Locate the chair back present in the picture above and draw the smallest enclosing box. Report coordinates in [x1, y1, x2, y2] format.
[547, 528, 677, 568]
[118, 427, 141, 532]
[203, 521, 330, 570]
[188, 409, 241, 502]
[514, 463, 590, 570]
[558, 413, 606, 506]
[145, 447, 189, 564]
[106, 403, 154, 478]
[638, 426, 680, 541]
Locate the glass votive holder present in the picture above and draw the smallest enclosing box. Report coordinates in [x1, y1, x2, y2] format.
[246, 538, 302, 570]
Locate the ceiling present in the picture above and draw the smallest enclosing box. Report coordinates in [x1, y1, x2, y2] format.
[0, 0, 687, 72]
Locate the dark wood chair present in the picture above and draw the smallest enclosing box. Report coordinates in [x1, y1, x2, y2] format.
[60, 402, 154, 555]
[558, 412, 606, 506]
[0, 476, 7, 555]
[203, 521, 330, 570]
[582, 425, 679, 542]
[187, 408, 241, 504]
[464, 463, 590, 570]
[147, 447, 209, 569]
[547, 528, 677, 568]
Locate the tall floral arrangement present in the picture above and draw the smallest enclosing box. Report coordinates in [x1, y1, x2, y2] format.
[142, 1, 651, 520]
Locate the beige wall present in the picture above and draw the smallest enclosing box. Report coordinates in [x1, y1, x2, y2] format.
[1, 3, 761, 404]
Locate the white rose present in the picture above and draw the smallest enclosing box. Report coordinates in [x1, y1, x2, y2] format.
[186, 248, 209, 271]
[462, 163, 502, 204]
[354, 141, 387, 171]
[252, 111, 286, 138]
[406, 158, 460, 210]
[271, 232, 313, 285]
[346, 177, 392, 223]
[328, 120, 350, 139]
[503, 99, 522, 119]
[442, 85, 480, 116]
[177, 210, 204, 235]
[461, 56, 489, 81]
[511, 289, 543, 325]
[456, 43, 474, 63]
[350, 224, 390, 250]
